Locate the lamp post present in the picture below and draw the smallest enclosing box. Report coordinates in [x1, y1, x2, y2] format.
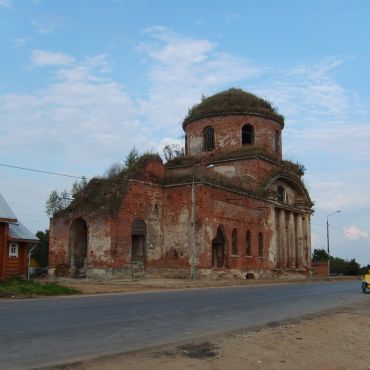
[190, 163, 214, 280]
[326, 210, 341, 275]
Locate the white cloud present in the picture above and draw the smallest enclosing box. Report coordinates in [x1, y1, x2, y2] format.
[12, 38, 28, 48]
[308, 169, 370, 211]
[31, 50, 75, 66]
[0, 55, 140, 172]
[138, 27, 260, 130]
[255, 58, 349, 122]
[344, 226, 369, 240]
[31, 20, 53, 34]
[0, 0, 12, 8]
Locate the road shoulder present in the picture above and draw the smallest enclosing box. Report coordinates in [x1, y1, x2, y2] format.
[45, 300, 369, 370]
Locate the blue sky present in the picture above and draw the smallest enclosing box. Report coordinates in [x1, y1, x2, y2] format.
[1, 0, 370, 265]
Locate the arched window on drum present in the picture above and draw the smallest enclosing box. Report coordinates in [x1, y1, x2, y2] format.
[242, 124, 254, 145]
[203, 126, 215, 151]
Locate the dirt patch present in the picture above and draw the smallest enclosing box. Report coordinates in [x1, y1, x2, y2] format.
[178, 341, 218, 359]
[45, 300, 370, 370]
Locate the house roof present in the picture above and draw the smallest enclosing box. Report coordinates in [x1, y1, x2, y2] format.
[9, 222, 39, 243]
[0, 193, 17, 223]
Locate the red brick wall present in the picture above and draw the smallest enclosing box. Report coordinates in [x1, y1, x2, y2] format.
[311, 261, 329, 276]
[194, 184, 271, 271]
[185, 114, 282, 159]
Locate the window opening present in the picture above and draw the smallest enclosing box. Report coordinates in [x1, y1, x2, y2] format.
[246, 230, 251, 256]
[274, 130, 280, 153]
[231, 228, 238, 255]
[203, 127, 215, 151]
[242, 124, 254, 145]
[277, 186, 285, 202]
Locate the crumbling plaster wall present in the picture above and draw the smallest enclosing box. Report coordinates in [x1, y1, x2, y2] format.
[109, 179, 164, 268]
[49, 213, 111, 271]
[162, 185, 191, 269]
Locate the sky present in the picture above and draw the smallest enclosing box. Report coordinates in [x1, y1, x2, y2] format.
[1, 0, 370, 265]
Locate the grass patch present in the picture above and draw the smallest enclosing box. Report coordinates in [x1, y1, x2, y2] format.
[0, 278, 80, 298]
[183, 88, 284, 126]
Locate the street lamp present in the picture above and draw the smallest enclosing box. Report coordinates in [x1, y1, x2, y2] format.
[326, 210, 341, 275]
[190, 163, 214, 280]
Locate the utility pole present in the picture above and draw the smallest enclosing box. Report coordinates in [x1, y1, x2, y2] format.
[190, 163, 214, 280]
[190, 174, 196, 280]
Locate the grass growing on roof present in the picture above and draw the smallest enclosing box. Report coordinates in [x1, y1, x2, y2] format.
[0, 278, 80, 297]
[59, 153, 162, 216]
[183, 88, 284, 126]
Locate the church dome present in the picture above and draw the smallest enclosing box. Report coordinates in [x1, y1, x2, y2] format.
[183, 88, 284, 128]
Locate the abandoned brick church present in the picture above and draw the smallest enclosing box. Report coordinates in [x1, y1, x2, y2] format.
[49, 88, 313, 279]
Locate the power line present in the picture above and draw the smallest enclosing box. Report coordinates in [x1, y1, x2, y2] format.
[0, 162, 84, 179]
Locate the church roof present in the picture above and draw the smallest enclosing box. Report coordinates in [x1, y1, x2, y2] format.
[182, 88, 284, 128]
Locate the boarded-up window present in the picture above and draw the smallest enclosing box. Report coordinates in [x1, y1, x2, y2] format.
[212, 226, 226, 268]
[131, 219, 146, 263]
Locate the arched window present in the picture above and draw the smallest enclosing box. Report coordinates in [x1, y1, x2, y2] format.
[258, 233, 264, 257]
[185, 134, 188, 155]
[242, 124, 254, 145]
[277, 186, 285, 202]
[203, 127, 215, 151]
[245, 230, 251, 256]
[274, 130, 280, 153]
[231, 228, 238, 255]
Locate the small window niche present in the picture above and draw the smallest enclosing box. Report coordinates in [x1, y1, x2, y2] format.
[274, 130, 280, 153]
[9, 242, 19, 258]
[277, 186, 285, 202]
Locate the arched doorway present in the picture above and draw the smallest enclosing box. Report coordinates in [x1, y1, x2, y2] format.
[69, 218, 88, 275]
[131, 219, 147, 265]
[212, 226, 226, 268]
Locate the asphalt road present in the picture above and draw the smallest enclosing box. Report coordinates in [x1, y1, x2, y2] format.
[0, 280, 364, 370]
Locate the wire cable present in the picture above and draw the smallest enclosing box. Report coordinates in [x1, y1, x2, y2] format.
[0, 162, 84, 179]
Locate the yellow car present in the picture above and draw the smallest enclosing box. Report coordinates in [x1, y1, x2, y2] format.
[361, 271, 370, 293]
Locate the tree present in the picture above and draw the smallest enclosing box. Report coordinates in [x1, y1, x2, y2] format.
[34, 230, 49, 267]
[162, 144, 185, 162]
[71, 177, 88, 197]
[104, 162, 123, 178]
[312, 248, 329, 262]
[45, 189, 71, 217]
[330, 256, 361, 275]
[124, 147, 139, 168]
